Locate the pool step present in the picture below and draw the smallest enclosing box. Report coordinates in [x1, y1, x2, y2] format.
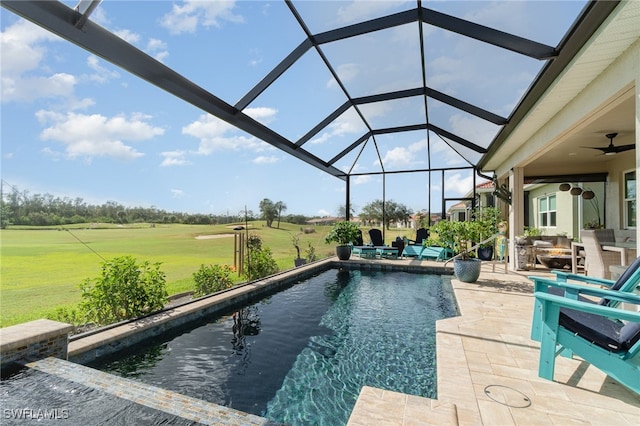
[347, 386, 458, 425]
[27, 357, 277, 426]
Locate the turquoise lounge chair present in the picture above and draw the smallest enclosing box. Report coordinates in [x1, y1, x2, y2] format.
[530, 256, 640, 393]
[402, 228, 429, 258]
[530, 256, 640, 342]
[419, 246, 454, 261]
[534, 287, 640, 394]
[351, 230, 378, 258]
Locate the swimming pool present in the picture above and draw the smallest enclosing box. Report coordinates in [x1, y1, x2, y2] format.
[92, 268, 458, 425]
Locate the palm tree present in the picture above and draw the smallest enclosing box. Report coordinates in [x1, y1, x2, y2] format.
[275, 201, 287, 229]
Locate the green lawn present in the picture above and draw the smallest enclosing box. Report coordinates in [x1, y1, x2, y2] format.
[0, 222, 338, 327]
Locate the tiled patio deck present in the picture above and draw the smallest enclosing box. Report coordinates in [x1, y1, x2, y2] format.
[347, 261, 640, 425]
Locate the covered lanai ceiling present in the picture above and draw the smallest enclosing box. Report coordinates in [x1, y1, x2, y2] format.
[2, 0, 617, 210]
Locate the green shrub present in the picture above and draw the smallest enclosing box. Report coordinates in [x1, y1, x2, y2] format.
[305, 241, 317, 262]
[244, 234, 278, 281]
[79, 255, 168, 326]
[48, 306, 84, 330]
[193, 264, 234, 297]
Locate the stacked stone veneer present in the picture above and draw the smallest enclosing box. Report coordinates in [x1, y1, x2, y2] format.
[0, 319, 73, 369]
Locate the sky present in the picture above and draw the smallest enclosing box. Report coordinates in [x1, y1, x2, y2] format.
[0, 0, 587, 218]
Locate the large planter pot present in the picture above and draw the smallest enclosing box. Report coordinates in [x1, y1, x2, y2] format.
[335, 245, 352, 260]
[294, 258, 307, 267]
[453, 258, 481, 283]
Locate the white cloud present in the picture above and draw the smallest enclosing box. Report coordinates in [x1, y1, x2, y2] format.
[0, 19, 58, 76]
[183, 113, 271, 154]
[36, 110, 164, 161]
[430, 137, 466, 166]
[244, 106, 277, 125]
[327, 63, 359, 89]
[86, 55, 120, 84]
[160, 0, 244, 35]
[114, 29, 141, 44]
[171, 189, 185, 198]
[336, 1, 402, 25]
[1, 19, 78, 102]
[379, 139, 426, 168]
[253, 156, 279, 164]
[161, 150, 191, 167]
[444, 172, 474, 196]
[146, 38, 169, 62]
[317, 209, 331, 217]
[2, 73, 77, 103]
[310, 108, 364, 145]
[353, 175, 372, 185]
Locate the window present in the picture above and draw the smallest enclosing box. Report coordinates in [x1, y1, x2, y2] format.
[538, 195, 556, 227]
[624, 170, 636, 229]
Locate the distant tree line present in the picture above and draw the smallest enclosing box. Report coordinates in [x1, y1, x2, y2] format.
[0, 186, 312, 229]
[358, 199, 413, 229]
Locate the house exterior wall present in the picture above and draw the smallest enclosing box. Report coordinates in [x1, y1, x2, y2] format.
[496, 37, 639, 248]
[527, 185, 576, 238]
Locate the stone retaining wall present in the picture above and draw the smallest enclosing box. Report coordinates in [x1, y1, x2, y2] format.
[0, 319, 73, 370]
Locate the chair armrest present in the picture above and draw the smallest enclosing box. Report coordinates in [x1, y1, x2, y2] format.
[534, 291, 640, 323]
[532, 272, 614, 287]
[532, 278, 630, 300]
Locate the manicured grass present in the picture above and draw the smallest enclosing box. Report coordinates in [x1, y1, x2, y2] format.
[0, 222, 338, 327]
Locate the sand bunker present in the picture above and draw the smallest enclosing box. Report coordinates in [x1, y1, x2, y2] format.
[195, 234, 235, 240]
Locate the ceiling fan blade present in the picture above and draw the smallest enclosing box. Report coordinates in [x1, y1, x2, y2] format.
[581, 144, 635, 154]
[582, 146, 609, 151]
[612, 144, 635, 153]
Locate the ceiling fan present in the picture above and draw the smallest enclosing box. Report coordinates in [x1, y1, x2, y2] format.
[585, 132, 635, 156]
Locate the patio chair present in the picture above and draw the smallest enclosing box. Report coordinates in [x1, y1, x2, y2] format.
[367, 228, 399, 259]
[351, 230, 377, 258]
[402, 228, 430, 258]
[368, 228, 384, 246]
[580, 229, 622, 279]
[533, 286, 640, 394]
[419, 246, 454, 261]
[530, 255, 640, 342]
[407, 228, 428, 245]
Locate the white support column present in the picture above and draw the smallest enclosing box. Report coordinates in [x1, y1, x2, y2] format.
[509, 167, 525, 271]
[636, 77, 640, 244]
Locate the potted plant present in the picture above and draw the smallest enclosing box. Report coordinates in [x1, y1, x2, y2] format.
[473, 207, 502, 261]
[451, 220, 482, 283]
[324, 221, 361, 260]
[291, 233, 307, 267]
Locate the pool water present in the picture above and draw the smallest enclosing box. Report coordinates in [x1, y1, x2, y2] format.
[94, 269, 458, 425]
[0, 367, 195, 425]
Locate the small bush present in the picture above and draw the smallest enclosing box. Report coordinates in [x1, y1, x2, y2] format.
[244, 234, 278, 281]
[301, 227, 316, 234]
[48, 306, 84, 331]
[193, 264, 234, 297]
[305, 242, 317, 262]
[79, 256, 168, 326]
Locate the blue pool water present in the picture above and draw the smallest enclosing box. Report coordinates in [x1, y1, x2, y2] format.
[0, 367, 195, 425]
[93, 268, 458, 425]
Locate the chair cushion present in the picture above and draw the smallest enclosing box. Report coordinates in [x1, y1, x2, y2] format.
[559, 308, 635, 352]
[620, 322, 640, 349]
[533, 240, 554, 248]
